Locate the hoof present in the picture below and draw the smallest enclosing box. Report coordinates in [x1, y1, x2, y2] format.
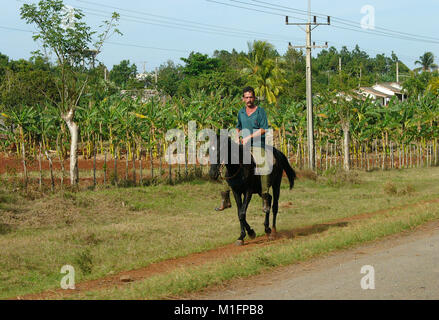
[269, 228, 277, 240]
[235, 240, 244, 246]
[248, 229, 256, 240]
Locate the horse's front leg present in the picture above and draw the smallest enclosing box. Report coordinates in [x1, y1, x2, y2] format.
[264, 210, 271, 237]
[232, 191, 246, 245]
[236, 191, 255, 246]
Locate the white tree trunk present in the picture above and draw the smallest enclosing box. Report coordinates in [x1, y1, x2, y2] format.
[62, 109, 79, 185]
[342, 122, 350, 171]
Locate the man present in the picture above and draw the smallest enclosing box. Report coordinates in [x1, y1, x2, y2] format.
[214, 86, 272, 213]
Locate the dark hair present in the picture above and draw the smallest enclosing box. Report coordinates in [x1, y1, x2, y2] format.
[242, 86, 255, 97]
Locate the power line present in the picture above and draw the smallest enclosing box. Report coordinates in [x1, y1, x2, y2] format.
[206, 0, 300, 19]
[106, 41, 190, 54]
[249, 0, 439, 42]
[208, 0, 439, 45]
[329, 24, 439, 45]
[74, 0, 297, 43]
[77, 6, 297, 43]
[81, 8, 293, 44]
[0, 25, 33, 33]
[0, 25, 192, 54]
[252, 0, 439, 44]
[19, 0, 297, 43]
[247, 0, 439, 44]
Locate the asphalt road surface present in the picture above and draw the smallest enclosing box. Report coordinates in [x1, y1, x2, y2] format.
[194, 221, 439, 300]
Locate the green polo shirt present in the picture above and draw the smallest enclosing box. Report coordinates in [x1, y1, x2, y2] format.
[236, 106, 269, 147]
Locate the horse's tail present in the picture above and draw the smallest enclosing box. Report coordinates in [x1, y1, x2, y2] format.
[275, 148, 296, 190]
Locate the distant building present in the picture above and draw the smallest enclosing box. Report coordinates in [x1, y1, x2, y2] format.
[358, 82, 407, 105]
[120, 88, 160, 103]
[136, 71, 157, 84]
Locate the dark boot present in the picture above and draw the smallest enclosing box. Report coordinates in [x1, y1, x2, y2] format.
[261, 193, 272, 213]
[215, 191, 232, 211]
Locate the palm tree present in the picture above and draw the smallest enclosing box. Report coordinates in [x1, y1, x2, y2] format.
[241, 41, 286, 105]
[415, 52, 438, 72]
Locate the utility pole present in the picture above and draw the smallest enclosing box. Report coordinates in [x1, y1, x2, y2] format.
[286, 1, 330, 171]
[139, 61, 148, 88]
[396, 61, 399, 83]
[141, 61, 147, 74]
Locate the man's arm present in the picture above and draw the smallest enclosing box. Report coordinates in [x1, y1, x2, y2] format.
[242, 128, 266, 145]
[235, 128, 241, 144]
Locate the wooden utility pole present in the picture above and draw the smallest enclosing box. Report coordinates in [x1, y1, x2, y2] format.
[286, 1, 330, 170]
[141, 61, 147, 74]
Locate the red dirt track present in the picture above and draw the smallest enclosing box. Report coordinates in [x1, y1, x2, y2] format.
[0, 154, 184, 187]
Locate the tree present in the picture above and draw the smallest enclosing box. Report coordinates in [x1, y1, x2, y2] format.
[213, 49, 246, 70]
[241, 40, 286, 105]
[427, 76, 439, 96]
[0, 53, 10, 82]
[180, 52, 219, 76]
[180, 52, 220, 76]
[156, 60, 183, 97]
[415, 52, 438, 72]
[402, 71, 433, 98]
[20, 0, 120, 185]
[283, 48, 305, 100]
[0, 67, 57, 112]
[109, 59, 138, 89]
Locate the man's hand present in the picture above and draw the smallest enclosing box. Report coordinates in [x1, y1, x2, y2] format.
[242, 136, 251, 145]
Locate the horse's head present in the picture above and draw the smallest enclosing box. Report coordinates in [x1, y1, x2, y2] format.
[209, 135, 249, 180]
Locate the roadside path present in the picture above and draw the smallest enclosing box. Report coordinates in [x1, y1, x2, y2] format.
[192, 220, 439, 300]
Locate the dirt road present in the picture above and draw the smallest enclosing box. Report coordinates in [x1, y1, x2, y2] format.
[193, 220, 439, 300]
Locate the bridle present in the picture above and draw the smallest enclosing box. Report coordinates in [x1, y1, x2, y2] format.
[218, 163, 243, 181]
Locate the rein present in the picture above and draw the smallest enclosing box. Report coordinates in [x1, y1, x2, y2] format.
[220, 163, 243, 181]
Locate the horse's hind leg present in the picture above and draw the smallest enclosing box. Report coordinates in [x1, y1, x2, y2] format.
[261, 190, 272, 237]
[270, 182, 281, 239]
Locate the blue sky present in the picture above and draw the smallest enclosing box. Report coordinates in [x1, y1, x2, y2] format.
[1, 0, 438, 72]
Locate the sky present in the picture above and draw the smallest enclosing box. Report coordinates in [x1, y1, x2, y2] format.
[1, 0, 439, 73]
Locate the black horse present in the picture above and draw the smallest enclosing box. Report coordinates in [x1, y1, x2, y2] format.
[209, 136, 296, 245]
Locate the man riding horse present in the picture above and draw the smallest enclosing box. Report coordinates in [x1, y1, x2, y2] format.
[214, 86, 272, 214]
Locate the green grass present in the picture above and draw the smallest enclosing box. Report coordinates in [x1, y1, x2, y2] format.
[0, 166, 439, 299]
